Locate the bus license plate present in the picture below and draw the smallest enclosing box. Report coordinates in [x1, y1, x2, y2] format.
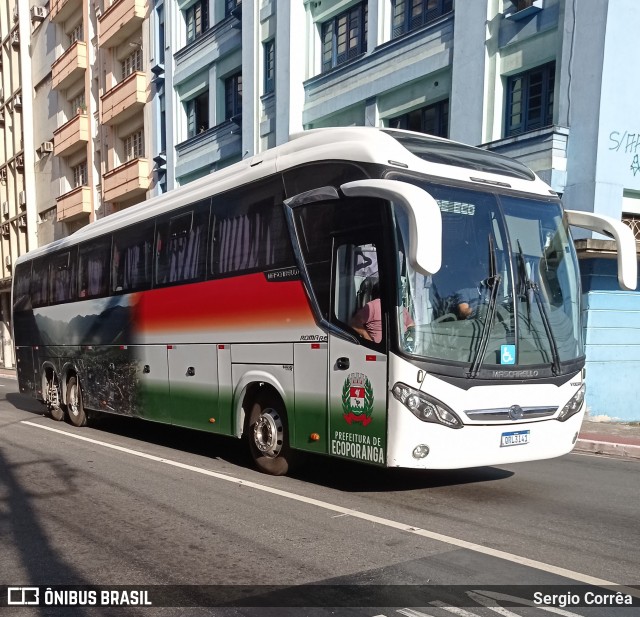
[500, 430, 530, 447]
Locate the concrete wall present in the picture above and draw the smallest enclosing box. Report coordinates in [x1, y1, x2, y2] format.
[580, 255, 640, 421]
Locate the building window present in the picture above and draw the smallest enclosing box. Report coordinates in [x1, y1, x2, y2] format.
[226, 0, 241, 18]
[391, 0, 453, 38]
[159, 93, 166, 152]
[186, 91, 209, 138]
[505, 62, 555, 137]
[121, 48, 142, 79]
[158, 6, 165, 64]
[71, 93, 85, 115]
[263, 40, 275, 95]
[69, 23, 83, 45]
[72, 161, 88, 188]
[186, 0, 208, 44]
[124, 130, 144, 161]
[321, 2, 368, 73]
[388, 99, 449, 138]
[225, 73, 242, 121]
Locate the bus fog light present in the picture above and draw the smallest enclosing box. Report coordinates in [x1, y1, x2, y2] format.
[412, 445, 430, 459]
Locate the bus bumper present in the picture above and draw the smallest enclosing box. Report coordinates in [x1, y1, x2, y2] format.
[386, 403, 585, 469]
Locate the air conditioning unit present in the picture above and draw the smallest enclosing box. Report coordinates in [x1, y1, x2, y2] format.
[1, 224, 9, 238]
[15, 156, 24, 169]
[31, 6, 47, 21]
[2, 202, 9, 217]
[19, 191, 26, 207]
[11, 31, 20, 47]
[0, 169, 6, 181]
[18, 215, 27, 228]
[5, 256, 12, 268]
[14, 94, 22, 108]
[40, 141, 54, 153]
[0, 110, 4, 124]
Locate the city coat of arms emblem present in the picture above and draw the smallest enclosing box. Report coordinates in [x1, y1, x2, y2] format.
[341, 372, 374, 426]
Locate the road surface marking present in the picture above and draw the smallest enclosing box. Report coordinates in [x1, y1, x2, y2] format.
[21, 420, 638, 597]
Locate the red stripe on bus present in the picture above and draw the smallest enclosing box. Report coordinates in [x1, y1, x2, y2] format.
[134, 273, 314, 333]
[366, 355, 376, 362]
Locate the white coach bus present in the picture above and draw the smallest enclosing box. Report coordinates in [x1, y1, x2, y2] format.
[12, 128, 637, 475]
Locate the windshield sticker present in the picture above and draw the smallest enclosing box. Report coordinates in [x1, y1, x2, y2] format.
[501, 345, 516, 365]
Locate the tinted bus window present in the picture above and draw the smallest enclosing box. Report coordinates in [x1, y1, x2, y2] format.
[31, 258, 50, 308]
[13, 261, 32, 312]
[50, 249, 77, 303]
[155, 203, 209, 285]
[211, 184, 293, 276]
[112, 222, 154, 293]
[79, 238, 111, 299]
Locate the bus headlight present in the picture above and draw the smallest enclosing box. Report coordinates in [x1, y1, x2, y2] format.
[557, 384, 586, 422]
[392, 383, 463, 429]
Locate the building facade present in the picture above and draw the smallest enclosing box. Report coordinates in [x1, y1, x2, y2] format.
[3, 0, 639, 418]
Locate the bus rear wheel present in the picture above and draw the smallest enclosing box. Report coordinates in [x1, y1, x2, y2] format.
[247, 395, 292, 476]
[66, 376, 87, 427]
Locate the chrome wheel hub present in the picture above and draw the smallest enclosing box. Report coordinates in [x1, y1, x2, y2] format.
[253, 409, 283, 458]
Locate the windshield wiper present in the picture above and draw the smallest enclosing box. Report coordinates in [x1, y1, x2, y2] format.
[468, 235, 501, 379]
[516, 241, 561, 375]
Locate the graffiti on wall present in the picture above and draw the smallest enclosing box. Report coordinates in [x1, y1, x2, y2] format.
[609, 130, 640, 176]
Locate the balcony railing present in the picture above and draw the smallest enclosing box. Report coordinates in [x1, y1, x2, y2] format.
[103, 158, 150, 203]
[53, 112, 89, 157]
[52, 41, 87, 91]
[57, 186, 92, 222]
[101, 72, 146, 126]
[98, 0, 146, 48]
[622, 215, 640, 241]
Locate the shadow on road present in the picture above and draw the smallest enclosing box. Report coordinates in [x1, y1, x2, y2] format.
[4, 388, 513, 493]
[0, 445, 94, 615]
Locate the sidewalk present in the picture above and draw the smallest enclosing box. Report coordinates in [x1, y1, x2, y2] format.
[575, 419, 640, 461]
[1, 367, 638, 460]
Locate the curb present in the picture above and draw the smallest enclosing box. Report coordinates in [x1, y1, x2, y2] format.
[575, 438, 640, 461]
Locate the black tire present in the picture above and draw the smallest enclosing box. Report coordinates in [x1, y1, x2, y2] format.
[66, 376, 87, 427]
[246, 393, 293, 476]
[50, 404, 64, 422]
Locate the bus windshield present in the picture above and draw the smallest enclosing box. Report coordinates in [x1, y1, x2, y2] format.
[393, 181, 583, 372]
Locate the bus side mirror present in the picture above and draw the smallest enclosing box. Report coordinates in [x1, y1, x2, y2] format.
[341, 179, 442, 276]
[565, 209, 638, 291]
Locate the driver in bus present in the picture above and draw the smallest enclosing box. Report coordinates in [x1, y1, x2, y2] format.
[350, 281, 414, 344]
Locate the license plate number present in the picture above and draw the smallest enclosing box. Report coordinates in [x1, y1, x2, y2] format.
[501, 430, 530, 447]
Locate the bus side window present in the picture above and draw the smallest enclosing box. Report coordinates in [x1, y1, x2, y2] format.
[78, 238, 111, 299]
[13, 261, 32, 312]
[156, 206, 208, 286]
[210, 189, 293, 277]
[30, 258, 50, 308]
[112, 223, 154, 293]
[49, 249, 77, 303]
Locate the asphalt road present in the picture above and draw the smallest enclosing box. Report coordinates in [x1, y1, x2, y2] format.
[0, 377, 638, 616]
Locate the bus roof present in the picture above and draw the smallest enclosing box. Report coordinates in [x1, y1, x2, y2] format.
[16, 127, 554, 264]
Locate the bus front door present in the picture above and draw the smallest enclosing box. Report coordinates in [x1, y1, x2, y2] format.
[328, 238, 389, 467]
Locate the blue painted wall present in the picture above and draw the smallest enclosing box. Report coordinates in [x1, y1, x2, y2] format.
[580, 258, 640, 421]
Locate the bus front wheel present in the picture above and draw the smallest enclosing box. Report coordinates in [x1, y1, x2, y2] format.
[247, 394, 292, 476]
[66, 376, 87, 427]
